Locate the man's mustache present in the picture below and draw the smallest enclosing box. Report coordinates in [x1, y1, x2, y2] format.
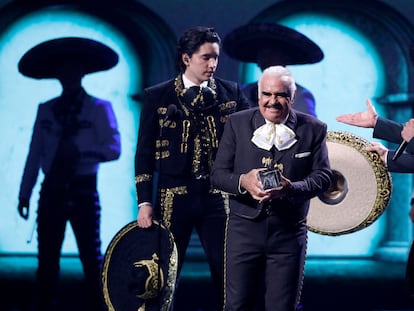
[264, 103, 283, 109]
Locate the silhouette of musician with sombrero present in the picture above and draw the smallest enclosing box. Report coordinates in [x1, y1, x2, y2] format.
[17, 37, 121, 311]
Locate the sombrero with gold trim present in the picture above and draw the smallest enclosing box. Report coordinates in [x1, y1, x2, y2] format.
[102, 221, 178, 311]
[307, 131, 392, 235]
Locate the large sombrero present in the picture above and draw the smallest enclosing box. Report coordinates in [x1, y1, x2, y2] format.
[102, 221, 178, 311]
[18, 37, 118, 79]
[307, 131, 392, 236]
[223, 22, 323, 65]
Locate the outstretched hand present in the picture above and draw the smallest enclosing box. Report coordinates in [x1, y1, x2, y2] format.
[336, 99, 378, 128]
[18, 199, 29, 220]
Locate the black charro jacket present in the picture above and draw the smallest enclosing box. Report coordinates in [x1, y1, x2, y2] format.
[210, 108, 333, 223]
[135, 76, 249, 204]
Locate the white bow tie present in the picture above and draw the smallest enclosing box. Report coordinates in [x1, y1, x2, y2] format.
[251, 122, 297, 151]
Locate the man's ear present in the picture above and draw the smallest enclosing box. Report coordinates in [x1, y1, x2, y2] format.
[182, 54, 190, 64]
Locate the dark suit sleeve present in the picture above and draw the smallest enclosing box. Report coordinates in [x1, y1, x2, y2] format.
[373, 116, 414, 155]
[288, 122, 332, 199]
[210, 116, 240, 195]
[235, 83, 250, 111]
[373, 117, 403, 144]
[134, 87, 159, 204]
[82, 99, 121, 162]
[19, 105, 43, 201]
[408, 140, 414, 154]
[387, 152, 414, 173]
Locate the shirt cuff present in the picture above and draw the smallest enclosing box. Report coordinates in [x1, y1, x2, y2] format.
[238, 174, 247, 194]
[384, 151, 389, 167]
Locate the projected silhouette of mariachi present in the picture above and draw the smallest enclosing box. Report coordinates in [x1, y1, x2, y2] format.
[17, 37, 121, 311]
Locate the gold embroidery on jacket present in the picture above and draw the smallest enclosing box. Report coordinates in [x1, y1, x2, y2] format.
[220, 115, 228, 123]
[262, 157, 273, 168]
[206, 115, 218, 148]
[181, 120, 190, 153]
[275, 163, 284, 173]
[135, 174, 152, 183]
[155, 151, 170, 160]
[192, 135, 201, 173]
[156, 140, 170, 148]
[219, 101, 236, 111]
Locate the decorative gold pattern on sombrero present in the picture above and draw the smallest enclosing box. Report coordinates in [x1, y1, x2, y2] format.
[102, 221, 178, 311]
[307, 130, 392, 236]
[134, 253, 164, 300]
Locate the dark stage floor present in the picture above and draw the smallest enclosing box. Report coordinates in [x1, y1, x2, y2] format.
[1, 255, 414, 311]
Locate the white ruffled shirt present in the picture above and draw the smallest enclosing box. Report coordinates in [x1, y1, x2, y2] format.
[182, 74, 208, 88]
[251, 120, 297, 151]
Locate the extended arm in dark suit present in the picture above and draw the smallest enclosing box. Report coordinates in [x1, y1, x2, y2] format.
[387, 153, 414, 173]
[373, 117, 404, 144]
[373, 117, 414, 171]
[337, 100, 414, 154]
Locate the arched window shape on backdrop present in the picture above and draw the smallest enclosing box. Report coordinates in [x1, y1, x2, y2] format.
[0, 1, 176, 255]
[239, 0, 414, 259]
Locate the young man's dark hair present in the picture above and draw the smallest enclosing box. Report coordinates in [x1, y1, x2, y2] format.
[175, 26, 221, 73]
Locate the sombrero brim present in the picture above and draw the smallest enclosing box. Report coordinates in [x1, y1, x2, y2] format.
[307, 131, 391, 236]
[18, 37, 118, 79]
[223, 23, 323, 65]
[102, 221, 178, 311]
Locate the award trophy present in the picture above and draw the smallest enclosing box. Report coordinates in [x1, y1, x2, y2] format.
[258, 168, 283, 190]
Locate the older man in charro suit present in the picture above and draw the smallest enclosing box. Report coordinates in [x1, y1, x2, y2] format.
[211, 66, 332, 311]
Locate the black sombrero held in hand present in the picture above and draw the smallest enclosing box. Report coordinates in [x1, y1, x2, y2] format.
[102, 221, 178, 311]
[18, 37, 118, 79]
[223, 22, 324, 66]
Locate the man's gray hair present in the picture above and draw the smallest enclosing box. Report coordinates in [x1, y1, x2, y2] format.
[258, 65, 297, 99]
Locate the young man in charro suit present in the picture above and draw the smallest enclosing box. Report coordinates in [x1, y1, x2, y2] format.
[134, 26, 249, 310]
[211, 66, 332, 311]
